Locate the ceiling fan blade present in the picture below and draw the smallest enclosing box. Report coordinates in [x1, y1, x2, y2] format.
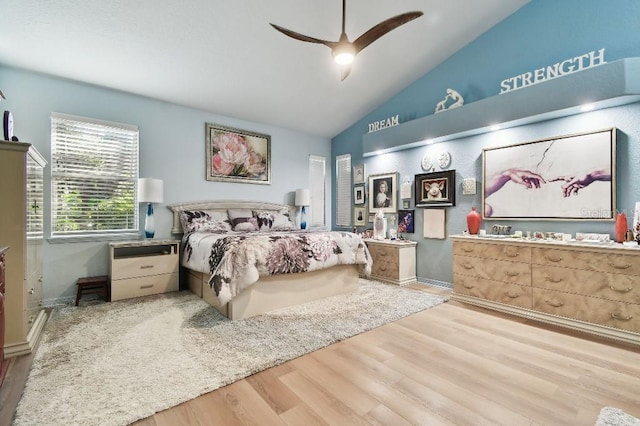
[340, 64, 351, 81]
[269, 23, 336, 48]
[352, 11, 423, 54]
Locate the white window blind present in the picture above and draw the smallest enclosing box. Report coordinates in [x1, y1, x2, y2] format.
[309, 155, 326, 227]
[335, 154, 351, 227]
[51, 113, 139, 238]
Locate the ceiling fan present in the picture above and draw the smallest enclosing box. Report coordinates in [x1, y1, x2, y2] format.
[270, 0, 423, 81]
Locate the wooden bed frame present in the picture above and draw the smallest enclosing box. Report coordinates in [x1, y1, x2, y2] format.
[168, 200, 361, 320]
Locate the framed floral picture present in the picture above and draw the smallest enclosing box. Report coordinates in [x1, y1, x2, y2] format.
[205, 123, 271, 184]
[354, 185, 365, 205]
[368, 172, 398, 214]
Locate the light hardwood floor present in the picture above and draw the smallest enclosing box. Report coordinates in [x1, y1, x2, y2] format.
[2, 286, 639, 426]
[131, 285, 640, 426]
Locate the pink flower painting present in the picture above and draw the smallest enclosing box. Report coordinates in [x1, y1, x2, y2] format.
[207, 124, 270, 183]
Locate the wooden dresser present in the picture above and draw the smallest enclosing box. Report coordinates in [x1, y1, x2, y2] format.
[363, 239, 417, 285]
[0, 142, 47, 358]
[451, 235, 640, 345]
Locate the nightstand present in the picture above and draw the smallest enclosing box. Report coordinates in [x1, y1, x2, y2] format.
[364, 239, 417, 285]
[109, 239, 180, 301]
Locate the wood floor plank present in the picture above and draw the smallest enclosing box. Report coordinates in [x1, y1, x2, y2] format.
[245, 368, 302, 415]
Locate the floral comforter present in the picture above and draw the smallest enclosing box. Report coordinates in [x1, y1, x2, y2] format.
[182, 230, 372, 305]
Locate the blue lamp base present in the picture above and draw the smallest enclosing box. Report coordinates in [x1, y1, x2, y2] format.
[300, 206, 307, 230]
[144, 203, 155, 238]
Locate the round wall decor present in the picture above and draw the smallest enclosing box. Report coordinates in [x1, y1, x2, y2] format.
[421, 154, 432, 171]
[438, 151, 451, 169]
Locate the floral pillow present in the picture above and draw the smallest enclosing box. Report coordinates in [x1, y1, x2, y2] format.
[179, 210, 232, 233]
[253, 210, 296, 231]
[227, 209, 258, 232]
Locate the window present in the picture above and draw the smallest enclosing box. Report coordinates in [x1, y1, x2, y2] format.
[51, 113, 139, 239]
[308, 155, 326, 227]
[335, 154, 351, 227]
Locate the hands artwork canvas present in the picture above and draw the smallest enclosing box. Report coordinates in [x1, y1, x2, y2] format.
[482, 128, 615, 220]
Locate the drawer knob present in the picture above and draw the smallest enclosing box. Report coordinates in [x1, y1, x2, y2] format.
[140, 284, 154, 289]
[504, 291, 520, 299]
[462, 262, 473, 270]
[544, 275, 562, 283]
[610, 312, 633, 321]
[545, 299, 564, 308]
[462, 247, 474, 253]
[608, 261, 631, 270]
[608, 285, 632, 293]
[140, 265, 155, 269]
[545, 255, 563, 262]
[505, 271, 520, 277]
[504, 248, 519, 258]
[463, 283, 474, 289]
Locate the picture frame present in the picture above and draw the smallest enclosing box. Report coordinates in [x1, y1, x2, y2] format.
[415, 170, 456, 207]
[353, 164, 366, 184]
[353, 206, 367, 226]
[205, 123, 271, 184]
[398, 209, 414, 233]
[482, 127, 616, 220]
[368, 172, 398, 214]
[354, 185, 365, 205]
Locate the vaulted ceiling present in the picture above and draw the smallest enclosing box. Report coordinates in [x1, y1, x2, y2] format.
[0, 0, 529, 138]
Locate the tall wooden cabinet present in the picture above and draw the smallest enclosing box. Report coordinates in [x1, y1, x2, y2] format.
[0, 141, 47, 358]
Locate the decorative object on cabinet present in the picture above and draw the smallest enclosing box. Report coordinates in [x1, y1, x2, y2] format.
[467, 206, 482, 235]
[634, 201, 640, 240]
[437, 151, 451, 169]
[109, 240, 180, 301]
[138, 177, 164, 239]
[451, 235, 640, 346]
[373, 209, 387, 240]
[415, 170, 456, 207]
[398, 209, 414, 233]
[353, 163, 365, 184]
[483, 127, 615, 220]
[423, 209, 446, 239]
[0, 141, 47, 358]
[353, 185, 365, 205]
[353, 206, 366, 226]
[368, 172, 398, 214]
[461, 177, 476, 195]
[421, 154, 433, 171]
[3, 110, 13, 141]
[205, 123, 270, 184]
[295, 188, 311, 230]
[616, 211, 628, 243]
[434, 88, 464, 113]
[363, 239, 417, 285]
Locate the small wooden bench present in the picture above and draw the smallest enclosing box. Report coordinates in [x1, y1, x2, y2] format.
[75, 275, 110, 306]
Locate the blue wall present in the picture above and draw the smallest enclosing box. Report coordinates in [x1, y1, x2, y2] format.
[332, 0, 640, 285]
[0, 67, 332, 304]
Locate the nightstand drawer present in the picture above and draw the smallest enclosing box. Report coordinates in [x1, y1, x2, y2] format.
[111, 255, 179, 280]
[111, 272, 179, 301]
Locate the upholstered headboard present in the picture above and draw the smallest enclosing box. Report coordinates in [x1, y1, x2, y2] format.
[167, 200, 296, 234]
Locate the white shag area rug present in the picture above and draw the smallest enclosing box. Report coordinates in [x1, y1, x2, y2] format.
[13, 279, 447, 426]
[596, 407, 640, 426]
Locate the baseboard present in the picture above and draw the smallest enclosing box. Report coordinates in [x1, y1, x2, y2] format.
[416, 277, 453, 290]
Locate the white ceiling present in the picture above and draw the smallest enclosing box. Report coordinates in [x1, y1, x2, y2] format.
[0, 0, 528, 138]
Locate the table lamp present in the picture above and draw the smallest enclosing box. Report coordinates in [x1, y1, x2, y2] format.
[295, 188, 311, 230]
[138, 178, 164, 238]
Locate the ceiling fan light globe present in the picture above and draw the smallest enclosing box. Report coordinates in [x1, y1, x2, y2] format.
[334, 52, 354, 65]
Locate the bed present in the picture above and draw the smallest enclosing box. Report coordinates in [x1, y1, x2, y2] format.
[168, 200, 372, 319]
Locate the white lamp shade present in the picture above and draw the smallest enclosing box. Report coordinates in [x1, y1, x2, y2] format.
[295, 188, 311, 206]
[138, 178, 164, 203]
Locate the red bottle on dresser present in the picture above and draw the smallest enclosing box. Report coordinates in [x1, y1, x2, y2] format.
[467, 206, 482, 235]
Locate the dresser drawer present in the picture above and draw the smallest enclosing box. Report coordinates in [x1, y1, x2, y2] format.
[532, 288, 640, 334]
[532, 265, 640, 304]
[532, 248, 640, 276]
[111, 272, 179, 301]
[454, 274, 532, 309]
[371, 258, 399, 280]
[453, 241, 531, 263]
[366, 244, 398, 263]
[454, 255, 531, 286]
[111, 254, 179, 280]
